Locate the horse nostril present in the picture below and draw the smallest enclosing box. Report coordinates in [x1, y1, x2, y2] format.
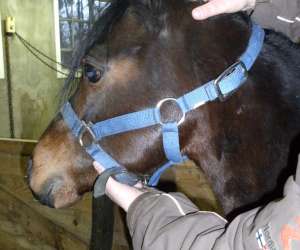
[34, 183, 55, 208]
[39, 194, 54, 208]
[29, 178, 59, 208]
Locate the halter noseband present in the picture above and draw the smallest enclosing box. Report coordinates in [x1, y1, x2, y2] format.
[61, 23, 265, 197]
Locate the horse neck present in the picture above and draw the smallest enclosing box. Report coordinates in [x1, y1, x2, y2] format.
[177, 15, 252, 157]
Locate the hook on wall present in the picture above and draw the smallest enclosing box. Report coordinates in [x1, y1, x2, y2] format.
[5, 16, 15, 35]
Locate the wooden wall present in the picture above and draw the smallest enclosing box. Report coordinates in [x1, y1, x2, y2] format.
[0, 0, 64, 139]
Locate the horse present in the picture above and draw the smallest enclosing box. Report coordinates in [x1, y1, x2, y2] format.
[28, 0, 300, 216]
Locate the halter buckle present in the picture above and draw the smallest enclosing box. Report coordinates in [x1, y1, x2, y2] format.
[214, 61, 248, 101]
[156, 98, 185, 126]
[78, 121, 97, 147]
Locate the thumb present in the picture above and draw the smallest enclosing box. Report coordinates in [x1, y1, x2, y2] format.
[192, 0, 229, 20]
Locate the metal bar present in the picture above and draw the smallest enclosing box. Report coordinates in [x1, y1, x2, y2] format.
[4, 35, 15, 138]
[0, 138, 37, 143]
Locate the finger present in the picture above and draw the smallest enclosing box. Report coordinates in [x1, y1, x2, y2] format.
[192, 0, 229, 20]
[93, 161, 105, 173]
[134, 181, 143, 188]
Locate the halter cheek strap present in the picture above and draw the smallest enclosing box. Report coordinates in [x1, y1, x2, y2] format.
[61, 23, 265, 197]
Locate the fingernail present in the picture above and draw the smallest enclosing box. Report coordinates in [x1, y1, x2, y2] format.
[192, 10, 202, 19]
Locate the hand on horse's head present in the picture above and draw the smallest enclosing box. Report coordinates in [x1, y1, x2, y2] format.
[192, 0, 256, 20]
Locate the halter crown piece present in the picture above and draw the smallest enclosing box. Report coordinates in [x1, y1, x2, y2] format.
[61, 23, 265, 198]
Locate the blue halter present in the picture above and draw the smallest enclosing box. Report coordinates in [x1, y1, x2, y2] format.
[61, 23, 265, 196]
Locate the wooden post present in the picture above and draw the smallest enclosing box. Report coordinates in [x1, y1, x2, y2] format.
[90, 195, 114, 250]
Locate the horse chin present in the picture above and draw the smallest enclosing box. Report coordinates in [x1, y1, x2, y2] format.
[28, 173, 82, 209]
[52, 191, 82, 209]
[47, 184, 82, 208]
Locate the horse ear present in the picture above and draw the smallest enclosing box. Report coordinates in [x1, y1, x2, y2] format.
[130, 0, 167, 33]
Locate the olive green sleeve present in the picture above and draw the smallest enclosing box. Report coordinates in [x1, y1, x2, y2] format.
[126, 177, 300, 250]
[125, 160, 300, 250]
[126, 191, 227, 250]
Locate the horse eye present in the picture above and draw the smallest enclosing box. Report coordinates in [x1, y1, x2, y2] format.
[85, 64, 102, 83]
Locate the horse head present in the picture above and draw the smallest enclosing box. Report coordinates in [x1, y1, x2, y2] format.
[28, 0, 251, 209]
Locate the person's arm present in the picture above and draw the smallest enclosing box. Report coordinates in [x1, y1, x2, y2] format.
[94, 156, 300, 250]
[214, 156, 300, 250]
[94, 162, 227, 250]
[94, 162, 144, 211]
[192, 0, 300, 43]
[127, 191, 227, 250]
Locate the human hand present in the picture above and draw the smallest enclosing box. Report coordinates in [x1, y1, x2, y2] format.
[93, 161, 144, 211]
[93, 161, 143, 188]
[192, 0, 256, 20]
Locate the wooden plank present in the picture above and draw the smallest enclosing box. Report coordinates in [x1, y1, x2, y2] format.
[0, 138, 37, 155]
[0, 152, 93, 244]
[159, 161, 222, 213]
[0, 187, 88, 250]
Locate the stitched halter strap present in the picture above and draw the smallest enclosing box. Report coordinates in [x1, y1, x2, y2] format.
[61, 23, 265, 197]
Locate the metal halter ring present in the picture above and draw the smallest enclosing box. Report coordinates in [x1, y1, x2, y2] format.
[78, 121, 97, 147]
[155, 98, 185, 126]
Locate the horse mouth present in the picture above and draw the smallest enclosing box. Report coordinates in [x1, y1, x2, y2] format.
[30, 182, 81, 208]
[36, 183, 56, 208]
[28, 168, 81, 209]
[29, 179, 56, 208]
[51, 191, 81, 209]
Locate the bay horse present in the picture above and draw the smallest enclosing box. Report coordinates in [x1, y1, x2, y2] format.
[28, 0, 300, 216]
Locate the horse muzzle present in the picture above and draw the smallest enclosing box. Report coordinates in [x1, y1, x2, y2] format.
[27, 158, 80, 208]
